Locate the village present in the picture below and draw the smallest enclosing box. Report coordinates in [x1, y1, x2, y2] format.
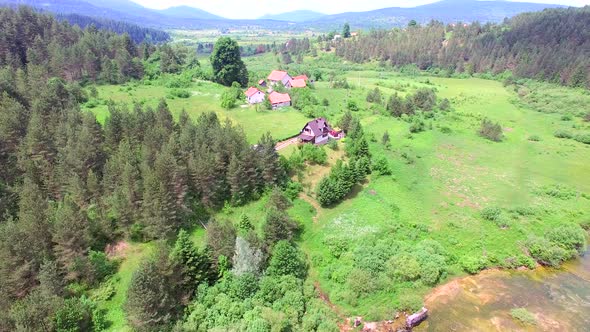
[245, 69, 344, 149]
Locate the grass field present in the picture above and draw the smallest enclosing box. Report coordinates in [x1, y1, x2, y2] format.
[88, 52, 590, 326]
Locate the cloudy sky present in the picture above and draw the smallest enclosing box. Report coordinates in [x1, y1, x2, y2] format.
[131, 0, 589, 19]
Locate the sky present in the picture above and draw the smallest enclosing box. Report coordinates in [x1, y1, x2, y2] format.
[131, 0, 590, 19]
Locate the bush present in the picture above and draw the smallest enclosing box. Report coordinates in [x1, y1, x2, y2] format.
[478, 119, 503, 142]
[546, 223, 587, 256]
[409, 118, 425, 133]
[460, 255, 487, 274]
[526, 236, 567, 267]
[439, 126, 452, 134]
[480, 206, 502, 221]
[527, 135, 541, 141]
[561, 114, 573, 121]
[397, 293, 423, 312]
[347, 100, 359, 112]
[510, 308, 536, 325]
[574, 133, 590, 144]
[347, 269, 378, 297]
[220, 89, 237, 109]
[300, 144, 327, 165]
[284, 181, 303, 200]
[584, 112, 590, 122]
[554, 129, 573, 139]
[169, 89, 190, 98]
[372, 157, 392, 176]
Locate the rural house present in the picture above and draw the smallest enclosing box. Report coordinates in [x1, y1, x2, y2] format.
[245, 87, 265, 104]
[298, 118, 342, 145]
[268, 91, 291, 109]
[258, 79, 267, 87]
[293, 74, 309, 81]
[287, 78, 307, 88]
[268, 70, 292, 87]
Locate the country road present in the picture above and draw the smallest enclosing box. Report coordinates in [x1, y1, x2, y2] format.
[275, 137, 298, 151]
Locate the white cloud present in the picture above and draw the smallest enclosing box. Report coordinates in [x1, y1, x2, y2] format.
[131, 0, 590, 19]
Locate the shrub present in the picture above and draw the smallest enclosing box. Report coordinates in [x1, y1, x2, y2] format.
[284, 181, 303, 200]
[409, 118, 425, 133]
[397, 293, 423, 312]
[372, 157, 392, 176]
[347, 269, 378, 297]
[554, 129, 573, 139]
[510, 308, 536, 325]
[300, 144, 327, 165]
[347, 100, 359, 112]
[439, 98, 451, 111]
[327, 140, 338, 151]
[439, 126, 452, 134]
[584, 112, 590, 122]
[220, 90, 237, 109]
[169, 89, 190, 98]
[526, 236, 567, 267]
[574, 133, 590, 144]
[527, 135, 541, 142]
[481, 206, 502, 221]
[460, 255, 487, 274]
[478, 119, 503, 142]
[366, 87, 383, 104]
[545, 223, 587, 256]
[561, 114, 573, 121]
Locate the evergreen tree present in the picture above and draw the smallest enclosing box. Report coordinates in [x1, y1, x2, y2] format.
[343, 23, 351, 38]
[171, 229, 214, 291]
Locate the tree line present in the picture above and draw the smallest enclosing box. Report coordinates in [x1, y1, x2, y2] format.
[336, 7, 590, 88]
[56, 13, 171, 44]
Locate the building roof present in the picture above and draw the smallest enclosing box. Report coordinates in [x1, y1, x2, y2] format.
[258, 79, 265, 85]
[268, 70, 289, 81]
[245, 87, 262, 97]
[293, 74, 309, 81]
[303, 117, 332, 136]
[268, 91, 291, 104]
[289, 79, 307, 88]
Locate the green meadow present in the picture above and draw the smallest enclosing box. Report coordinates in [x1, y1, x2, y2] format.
[86, 53, 590, 326]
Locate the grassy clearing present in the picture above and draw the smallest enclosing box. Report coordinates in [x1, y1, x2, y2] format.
[89, 52, 590, 324]
[98, 243, 155, 332]
[84, 79, 308, 143]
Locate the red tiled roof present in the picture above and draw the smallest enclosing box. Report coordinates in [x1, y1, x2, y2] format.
[245, 87, 261, 97]
[268, 91, 291, 104]
[293, 74, 309, 81]
[289, 79, 307, 88]
[258, 79, 265, 85]
[268, 70, 289, 81]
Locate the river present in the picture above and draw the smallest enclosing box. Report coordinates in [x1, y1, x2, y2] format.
[416, 253, 590, 331]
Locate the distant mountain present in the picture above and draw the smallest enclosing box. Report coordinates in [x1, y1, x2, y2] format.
[158, 6, 224, 20]
[260, 10, 325, 22]
[0, 0, 568, 31]
[307, 0, 567, 30]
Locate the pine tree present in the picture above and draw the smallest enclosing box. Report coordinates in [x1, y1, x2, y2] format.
[52, 195, 90, 281]
[171, 229, 214, 291]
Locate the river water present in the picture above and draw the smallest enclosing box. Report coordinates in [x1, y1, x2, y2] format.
[416, 253, 590, 331]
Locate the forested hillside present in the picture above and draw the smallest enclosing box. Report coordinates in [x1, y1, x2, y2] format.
[0, 7, 296, 331]
[56, 13, 170, 44]
[336, 7, 590, 88]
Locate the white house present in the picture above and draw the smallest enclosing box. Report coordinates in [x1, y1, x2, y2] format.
[245, 87, 265, 104]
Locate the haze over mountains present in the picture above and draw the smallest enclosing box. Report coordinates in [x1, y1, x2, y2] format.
[0, 0, 568, 30]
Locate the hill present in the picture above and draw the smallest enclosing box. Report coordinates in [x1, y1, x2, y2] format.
[158, 5, 224, 20]
[0, 0, 567, 31]
[260, 10, 326, 22]
[307, 0, 566, 29]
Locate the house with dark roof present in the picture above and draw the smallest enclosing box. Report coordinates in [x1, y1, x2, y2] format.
[268, 91, 291, 109]
[245, 87, 265, 104]
[298, 118, 342, 145]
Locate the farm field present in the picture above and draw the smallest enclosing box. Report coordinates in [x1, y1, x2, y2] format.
[84, 53, 590, 326]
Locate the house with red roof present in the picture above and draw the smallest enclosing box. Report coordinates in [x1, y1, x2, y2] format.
[287, 78, 307, 89]
[268, 91, 291, 109]
[293, 74, 309, 81]
[244, 87, 265, 104]
[267, 70, 292, 87]
[298, 118, 342, 145]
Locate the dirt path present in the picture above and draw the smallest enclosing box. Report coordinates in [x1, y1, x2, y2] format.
[299, 193, 321, 223]
[275, 137, 298, 151]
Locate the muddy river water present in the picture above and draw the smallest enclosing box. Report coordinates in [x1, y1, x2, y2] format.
[415, 253, 590, 331]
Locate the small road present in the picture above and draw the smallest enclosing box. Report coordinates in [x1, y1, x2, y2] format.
[275, 137, 298, 151]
